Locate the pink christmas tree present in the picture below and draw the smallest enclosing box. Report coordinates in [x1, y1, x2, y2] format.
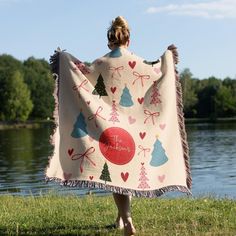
[137, 163, 150, 190]
[108, 100, 120, 124]
[150, 81, 161, 106]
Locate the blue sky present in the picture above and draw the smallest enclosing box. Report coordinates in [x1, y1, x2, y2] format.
[0, 0, 236, 79]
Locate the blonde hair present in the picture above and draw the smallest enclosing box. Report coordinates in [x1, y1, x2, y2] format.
[107, 16, 130, 48]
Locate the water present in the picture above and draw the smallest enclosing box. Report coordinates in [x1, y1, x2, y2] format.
[188, 122, 236, 198]
[0, 122, 235, 198]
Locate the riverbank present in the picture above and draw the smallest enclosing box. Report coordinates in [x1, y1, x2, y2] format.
[185, 117, 236, 124]
[0, 117, 236, 130]
[0, 195, 235, 235]
[0, 120, 52, 130]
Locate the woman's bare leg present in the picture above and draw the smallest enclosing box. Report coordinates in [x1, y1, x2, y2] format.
[115, 212, 124, 229]
[113, 193, 136, 235]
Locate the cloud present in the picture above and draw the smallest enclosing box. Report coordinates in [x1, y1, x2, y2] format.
[146, 0, 236, 19]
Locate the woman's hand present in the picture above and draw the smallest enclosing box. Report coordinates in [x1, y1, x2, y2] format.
[167, 44, 179, 64]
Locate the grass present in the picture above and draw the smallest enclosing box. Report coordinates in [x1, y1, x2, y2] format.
[0, 194, 235, 235]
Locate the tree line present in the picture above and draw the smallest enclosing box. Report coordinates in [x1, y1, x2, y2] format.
[0, 54, 235, 122]
[180, 69, 236, 119]
[0, 54, 54, 121]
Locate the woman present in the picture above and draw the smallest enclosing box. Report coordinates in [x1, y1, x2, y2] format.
[46, 16, 191, 236]
[107, 16, 180, 236]
[106, 16, 136, 236]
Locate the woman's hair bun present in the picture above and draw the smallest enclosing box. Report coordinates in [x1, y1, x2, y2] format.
[107, 16, 130, 47]
[111, 16, 129, 30]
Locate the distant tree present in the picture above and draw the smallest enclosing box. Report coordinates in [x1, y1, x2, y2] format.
[180, 69, 198, 117]
[222, 77, 236, 91]
[223, 77, 236, 107]
[1, 53, 235, 121]
[0, 54, 23, 72]
[0, 69, 33, 121]
[23, 57, 55, 119]
[215, 85, 236, 117]
[196, 77, 221, 119]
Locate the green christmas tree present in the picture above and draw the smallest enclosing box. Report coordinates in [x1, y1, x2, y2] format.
[119, 85, 134, 107]
[149, 137, 168, 167]
[99, 162, 112, 183]
[92, 74, 108, 98]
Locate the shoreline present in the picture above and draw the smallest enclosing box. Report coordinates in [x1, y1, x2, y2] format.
[185, 117, 236, 124]
[0, 117, 236, 130]
[0, 120, 53, 130]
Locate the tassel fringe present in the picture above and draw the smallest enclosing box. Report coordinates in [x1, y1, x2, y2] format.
[172, 48, 192, 191]
[45, 176, 191, 197]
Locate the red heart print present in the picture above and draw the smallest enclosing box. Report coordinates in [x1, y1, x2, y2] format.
[159, 124, 166, 130]
[110, 87, 117, 94]
[141, 162, 144, 165]
[89, 176, 94, 180]
[63, 172, 72, 180]
[139, 132, 146, 139]
[121, 172, 129, 182]
[137, 97, 144, 104]
[68, 148, 74, 156]
[158, 175, 165, 183]
[86, 101, 91, 105]
[128, 116, 136, 124]
[128, 61, 136, 69]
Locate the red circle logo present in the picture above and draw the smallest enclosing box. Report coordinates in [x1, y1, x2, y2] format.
[99, 127, 135, 165]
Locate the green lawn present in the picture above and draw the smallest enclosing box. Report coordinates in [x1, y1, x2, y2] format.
[0, 194, 235, 235]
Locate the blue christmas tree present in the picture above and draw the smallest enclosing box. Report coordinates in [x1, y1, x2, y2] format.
[71, 112, 88, 138]
[119, 85, 134, 107]
[149, 137, 168, 167]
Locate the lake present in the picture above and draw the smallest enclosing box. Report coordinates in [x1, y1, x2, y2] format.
[0, 122, 235, 198]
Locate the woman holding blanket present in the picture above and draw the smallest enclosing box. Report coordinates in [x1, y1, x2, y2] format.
[46, 16, 191, 236]
[107, 16, 136, 236]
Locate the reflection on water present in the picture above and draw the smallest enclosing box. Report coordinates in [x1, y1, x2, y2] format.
[187, 122, 236, 198]
[0, 122, 235, 198]
[0, 126, 54, 195]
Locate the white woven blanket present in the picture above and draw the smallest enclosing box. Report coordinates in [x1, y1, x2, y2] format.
[45, 47, 191, 197]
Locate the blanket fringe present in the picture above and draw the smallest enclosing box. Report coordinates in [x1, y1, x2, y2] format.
[45, 176, 191, 197]
[45, 49, 61, 177]
[49, 47, 65, 77]
[172, 49, 192, 191]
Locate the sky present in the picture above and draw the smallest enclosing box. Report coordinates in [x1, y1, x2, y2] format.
[0, 0, 236, 79]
